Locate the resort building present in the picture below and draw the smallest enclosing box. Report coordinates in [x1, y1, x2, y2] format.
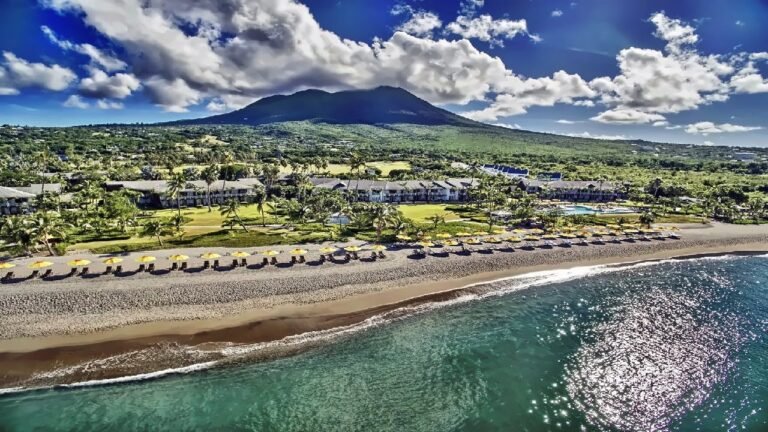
[518, 179, 624, 202]
[481, 164, 529, 179]
[105, 178, 264, 209]
[312, 178, 478, 203]
[0, 183, 63, 215]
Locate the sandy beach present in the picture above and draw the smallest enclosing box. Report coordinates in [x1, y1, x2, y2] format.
[1, 222, 767, 388]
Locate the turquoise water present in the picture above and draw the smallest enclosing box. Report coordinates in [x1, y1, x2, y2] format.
[560, 205, 634, 216]
[2, 256, 768, 431]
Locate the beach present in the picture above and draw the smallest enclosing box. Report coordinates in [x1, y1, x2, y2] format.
[1, 222, 767, 388]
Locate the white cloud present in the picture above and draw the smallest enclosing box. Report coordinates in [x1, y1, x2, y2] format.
[392, 7, 442, 38]
[41, 25, 126, 72]
[63, 94, 89, 109]
[0, 51, 76, 94]
[652, 120, 669, 127]
[492, 122, 522, 129]
[556, 119, 577, 124]
[446, 15, 537, 47]
[143, 76, 201, 112]
[735, 20, 745, 27]
[591, 108, 665, 124]
[565, 131, 627, 140]
[684, 121, 763, 135]
[648, 12, 698, 55]
[665, 124, 682, 130]
[551, 10, 563, 17]
[78, 67, 140, 99]
[96, 99, 124, 109]
[703, 140, 714, 146]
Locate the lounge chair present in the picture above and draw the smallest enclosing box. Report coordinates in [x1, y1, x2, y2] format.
[270, 257, 278, 265]
[179, 262, 187, 271]
[319, 255, 326, 263]
[105, 266, 113, 275]
[79, 267, 89, 276]
[370, 252, 378, 260]
[2, 272, 14, 282]
[30, 270, 40, 279]
[299, 256, 306, 264]
[203, 261, 210, 269]
[138, 264, 146, 272]
[262, 257, 269, 266]
[240, 258, 248, 267]
[291, 256, 298, 264]
[147, 263, 155, 272]
[41, 269, 53, 279]
[115, 265, 122, 274]
[232, 259, 239, 268]
[213, 260, 220, 269]
[377, 251, 386, 258]
[171, 262, 179, 271]
[67, 268, 77, 277]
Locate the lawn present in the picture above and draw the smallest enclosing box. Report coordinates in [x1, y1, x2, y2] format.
[279, 161, 412, 177]
[398, 204, 464, 223]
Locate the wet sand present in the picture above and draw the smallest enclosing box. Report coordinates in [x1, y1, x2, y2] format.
[1, 223, 767, 389]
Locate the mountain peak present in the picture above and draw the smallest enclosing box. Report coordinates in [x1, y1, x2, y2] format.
[170, 87, 481, 127]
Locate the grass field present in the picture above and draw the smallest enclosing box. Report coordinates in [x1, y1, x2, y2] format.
[279, 161, 411, 177]
[398, 204, 463, 223]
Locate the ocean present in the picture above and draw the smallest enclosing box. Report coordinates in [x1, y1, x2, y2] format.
[1, 255, 767, 431]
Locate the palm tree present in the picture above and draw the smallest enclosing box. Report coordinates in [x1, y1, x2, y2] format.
[201, 164, 219, 212]
[0, 215, 34, 256]
[26, 213, 71, 256]
[365, 203, 398, 242]
[166, 173, 188, 227]
[140, 219, 175, 246]
[220, 199, 248, 232]
[426, 213, 446, 231]
[252, 184, 268, 226]
[261, 163, 280, 193]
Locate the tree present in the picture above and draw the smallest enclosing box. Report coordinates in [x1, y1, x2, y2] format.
[747, 197, 765, 224]
[166, 172, 188, 229]
[201, 164, 219, 211]
[220, 199, 248, 232]
[639, 210, 656, 227]
[426, 213, 446, 231]
[140, 219, 175, 246]
[359, 202, 399, 242]
[0, 215, 34, 256]
[26, 213, 71, 256]
[252, 184, 268, 226]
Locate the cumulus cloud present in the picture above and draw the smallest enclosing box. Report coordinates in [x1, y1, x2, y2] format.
[78, 67, 140, 99]
[143, 76, 201, 112]
[391, 6, 442, 38]
[565, 131, 627, 140]
[493, 122, 522, 129]
[0, 51, 76, 95]
[551, 10, 564, 17]
[591, 108, 665, 124]
[96, 99, 124, 110]
[556, 119, 577, 124]
[684, 121, 762, 135]
[446, 15, 537, 47]
[63, 94, 89, 109]
[41, 25, 126, 72]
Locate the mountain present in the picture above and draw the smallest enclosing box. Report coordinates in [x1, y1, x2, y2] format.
[170, 86, 484, 127]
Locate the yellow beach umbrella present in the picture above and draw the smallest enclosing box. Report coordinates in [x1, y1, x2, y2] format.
[456, 231, 473, 237]
[290, 248, 308, 256]
[465, 238, 482, 245]
[67, 259, 91, 267]
[371, 245, 387, 252]
[560, 233, 577, 239]
[623, 229, 639, 235]
[472, 230, 488, 236]
[513, 228, 527, 234]
[28, 261, 53, 269]
[524, 235, 540, 241]
[531, 228, 545, 234]
[231, 251, 251, 258]
[492, 228, 505, 234]
[606, 224, 621, 230]
[485, 237, 503, 243]
[435, 233, 453, 239]
[0, 262, 16, 269]
[262, 250, 281, 257]
[200, 252, 221, 260]
[319, 246, 338, 254]
[445, 240, 460, 247]
[136, 255, 156, 263]
[507, 236, 523, 243]
[396, 234, 412, 241]
[103, 257, 123, 265]
[542, 234, 558, 240]
[344, 245, 363, 252]
[168, 254, 189, 262]
[416, 241, 435, 248]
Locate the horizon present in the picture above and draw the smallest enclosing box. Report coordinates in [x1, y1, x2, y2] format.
[1, 0, 767, 147]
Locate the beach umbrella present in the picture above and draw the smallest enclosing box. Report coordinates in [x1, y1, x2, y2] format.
[472, 230, 488, 236]
[507, 237, 523, 243]
[416, 241, 435, 248]
[290, 248, 308, 256]
[623, 229, 639, 235]
[576, 231, 590, 238]
[136, 256, 156, 263]
[455, 231, 472, 237]
[465, 238, 482, 245]
[435, 233, 453, 239]
[523, 235, 540, 241]
[103, 257, 123, 265]
[542, 234, 558, 240]
[28, 261, 53, 269]
[560, 233, 577, 239]
[395, 234, 412, 241]
[262, 250, 281, 257]
[593, 231, 609, 236]
[485, 237, 503, 244]
[200, 252, 221, 260]
[168, 254, 189, 262]
[371, 245, 387, 252]
[67, 259, 91, 267]
[606, 224, 622, 230]
[513, 228, 527, 233]
[231, 251, 251, 258]
[445, 240, 460, 247]
[319, 246, 338, 254]
[492, 228, 506, 234]
[531, 228, 545, 234]
[0, 262, 16, 269]
[670, 226, 680, 231]
[344, 245, 363, 252]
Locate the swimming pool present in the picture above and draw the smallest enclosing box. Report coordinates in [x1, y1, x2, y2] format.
[560, 205, 636, 216]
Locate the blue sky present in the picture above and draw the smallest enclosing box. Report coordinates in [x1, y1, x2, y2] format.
[1, 0, 767, 147]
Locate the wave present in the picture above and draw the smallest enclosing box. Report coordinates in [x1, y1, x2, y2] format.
[1, 253, 756, 396]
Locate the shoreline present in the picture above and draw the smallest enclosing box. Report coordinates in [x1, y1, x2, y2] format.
[0, 223, 768, 388]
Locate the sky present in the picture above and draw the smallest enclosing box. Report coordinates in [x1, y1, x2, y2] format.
[1, 0, 768, 147]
